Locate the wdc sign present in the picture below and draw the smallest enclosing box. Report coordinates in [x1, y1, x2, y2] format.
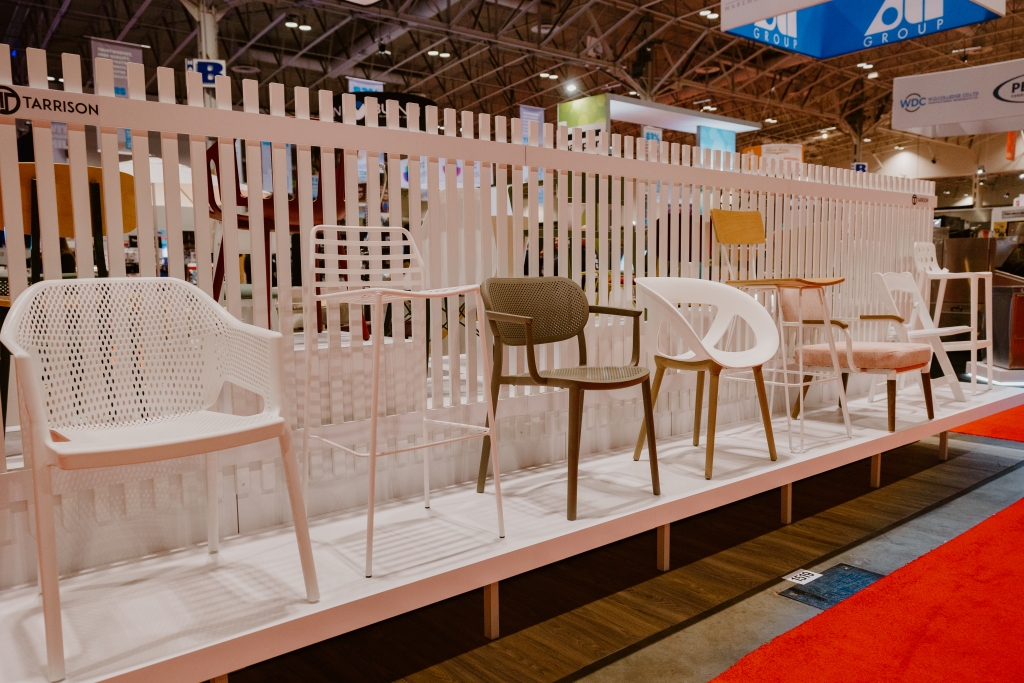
[727, 0, 999, 59]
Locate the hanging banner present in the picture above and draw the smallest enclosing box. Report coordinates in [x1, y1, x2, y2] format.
[347, 77, 384, 93]
[721, 0, 828, 32]
[893, 56, 1024, 137]
[726, 0, 1001, 59]
[519, 105, 545, 145]
[742, 143, 804, 163]
[90, 37, 143, 152]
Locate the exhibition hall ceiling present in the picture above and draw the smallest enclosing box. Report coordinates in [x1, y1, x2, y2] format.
[3, 0, 1024, 162]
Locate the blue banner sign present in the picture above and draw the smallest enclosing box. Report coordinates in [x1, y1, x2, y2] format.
[726, 0, 999, 59]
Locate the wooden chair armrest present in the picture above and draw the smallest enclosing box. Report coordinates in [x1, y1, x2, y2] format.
[803, 319, 849, 330]
[860, 314, 905, 323]
[484, 311, 545, 384]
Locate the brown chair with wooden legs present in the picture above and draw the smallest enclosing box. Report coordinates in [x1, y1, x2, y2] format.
[632, 277, 780, 479]
[475, 276, 660, 521]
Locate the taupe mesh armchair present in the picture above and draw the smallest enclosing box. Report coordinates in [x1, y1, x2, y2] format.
[476, 276, 660, 520]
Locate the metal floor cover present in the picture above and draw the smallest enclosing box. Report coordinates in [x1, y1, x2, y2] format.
[780, 563, 885, 610]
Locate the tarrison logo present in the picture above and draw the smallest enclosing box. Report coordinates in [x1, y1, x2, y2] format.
[864, 0, 945, 47]
[900, 93, 927, 112]
[0, 85, 20, 116]
[752, 11, 798, 49]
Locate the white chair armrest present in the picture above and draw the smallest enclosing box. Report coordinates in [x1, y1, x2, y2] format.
[223, 320, 284, 413]
[907, 326, 972, 339]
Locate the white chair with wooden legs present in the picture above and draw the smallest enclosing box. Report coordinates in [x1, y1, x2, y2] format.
[874, 271, 969, 403]
[913, 241, 992, 393]
[633, 277, 779, 480]
[0, 278, 319, 683]
[302, 225, 504, 578]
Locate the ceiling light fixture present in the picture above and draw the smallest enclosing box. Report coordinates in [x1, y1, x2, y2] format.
[47, 76, 55, 81]
[764, 118, 777, 124]
[1019, 173, 1024, 179]
[867, 71, 879, 79]
[821, 133, 828, 139]
[858, 63, 873, 69]
[299, 22, 312, 31]
[702, 105, 717, 111]
[427, 50, 439, 56]
[707, 12, 719, 19]
[439, 51, 451, 58]
[378, 42, 391, 55]
[977, 166, 986, 174]
[863, 137, 872, 142]
[566, 83, 578, 92]
[894, 145, 905, 150]
[629, 90, 638, 95]
[548, 74, 558, 79]
[540, 72, 550, 78]
[699, 9, 711, 16]
[944, 190, 951, 194]
[285, 16, 299, 28]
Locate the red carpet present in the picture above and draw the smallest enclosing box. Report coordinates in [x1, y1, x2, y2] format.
[713, 496, 1024, 683]
[951, 404, 1024, 441]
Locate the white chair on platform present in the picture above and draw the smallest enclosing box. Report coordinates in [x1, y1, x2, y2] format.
[913, 241, 993, 392]
[874, 271, 969, 402]
[633, 277, 779, 479]
[0, 278, 319, 683]
[302, 225, 504, 578]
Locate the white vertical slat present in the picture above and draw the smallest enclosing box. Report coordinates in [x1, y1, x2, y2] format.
[407, 102, 423, 251]
[511, 118, 524, 280]
[610, 134, 622, 306]
[583, 129, 596, 303]
[214, 76, 241, 316]
[425, 106, 444, 408]
[461, 110, 478, 403]
[478, 113, 493, 283]
[186, 72, 213, 296]
[365, 97, 382, 229]
[243, 79, 270, 329]
[526, 120, 539, 278]
[268, 83, 296, 423]
[596, 130, 609, 307]
[622, 136, 635, 302]
[125, 62, 153, 277]
[658, 140, 669, 280]
[443, 108, 462, 406]
[495, 116, 510, 277]
[0, 44, 28, 301]
[62, 53, 95, 278]
[25, 49, 62, 280]
[322, 94, 346, 427]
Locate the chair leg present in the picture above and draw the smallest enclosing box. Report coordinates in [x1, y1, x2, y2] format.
[753, 366, 777, 462]
[634, 364, 665, 461]
[887, 379, 897, 432]
[705, 368, 721, 480]
[477, 364, 503, 493]
[278, 430, 320, 602]
[838, 373, 849, 408]
[567, 387, 583, 521]
[641, 378, 661, 495]
[206, 452, 219, 554]
[921, 371, 935, 420]
[693, 370, 705, 447]
[33, 465, 65, 683]
[791, 374, 812, 419]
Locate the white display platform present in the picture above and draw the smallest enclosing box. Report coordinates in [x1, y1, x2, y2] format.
[1, 383, 1021, 683]
[973, 361, 1024, 386]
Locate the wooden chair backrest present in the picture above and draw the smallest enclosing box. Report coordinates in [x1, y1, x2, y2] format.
[710, 209, 765, 245]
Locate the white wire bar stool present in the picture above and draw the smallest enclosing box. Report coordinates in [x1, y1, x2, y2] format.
[301, 225, 505, 578]
[0, 278, 320, 683]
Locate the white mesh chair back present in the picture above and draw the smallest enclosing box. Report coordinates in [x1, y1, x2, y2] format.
[636, 277, 779, 368]
[0, 278, 251, 430]
[309, 225, 425, 297]
[914, 241, 946, 274]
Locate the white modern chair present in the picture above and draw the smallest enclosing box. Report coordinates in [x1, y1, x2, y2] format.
[874, 271, 970, 402]
[913, 241, 993, 391]
[0, 278, 319, 683]
[633, 277, 779, 479]
[302, 225, 504, 578]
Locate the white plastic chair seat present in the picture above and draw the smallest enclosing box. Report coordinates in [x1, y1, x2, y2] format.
[49, 412, 285, 468]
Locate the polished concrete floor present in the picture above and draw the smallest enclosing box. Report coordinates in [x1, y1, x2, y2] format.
[579, 435, 1024, 683]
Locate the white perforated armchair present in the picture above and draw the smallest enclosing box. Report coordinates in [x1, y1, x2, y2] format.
[0, 278, 319, 683]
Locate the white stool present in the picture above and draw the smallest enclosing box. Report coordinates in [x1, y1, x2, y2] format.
[914, 242, 992, 394]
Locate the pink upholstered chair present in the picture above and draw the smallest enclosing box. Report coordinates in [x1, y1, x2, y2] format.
[791, 296, 936, 432]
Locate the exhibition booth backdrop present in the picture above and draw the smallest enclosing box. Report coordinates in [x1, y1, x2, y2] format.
[0, 45, 936, 593]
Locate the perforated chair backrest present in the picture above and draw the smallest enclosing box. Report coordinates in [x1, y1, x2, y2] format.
[914, 241, 946, 274]
[481, 277, 590, 346]
[636, 277, 779, 367]
[309, 225, 425, 296]
[0, 278, 232, 430]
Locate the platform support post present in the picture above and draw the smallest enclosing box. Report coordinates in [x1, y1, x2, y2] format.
[781, 483, 793, 525]
[938, 431, 949, 461]
[484, 581, 499, 640]
[870, 454, 882, 488]
[657, 523, 670, 571]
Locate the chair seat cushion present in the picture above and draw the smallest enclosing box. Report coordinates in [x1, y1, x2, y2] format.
[795, 342, 932, 371]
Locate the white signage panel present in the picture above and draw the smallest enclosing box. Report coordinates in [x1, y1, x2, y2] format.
[721, 0, 828, 32]
[893, 56, 1024, 137]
